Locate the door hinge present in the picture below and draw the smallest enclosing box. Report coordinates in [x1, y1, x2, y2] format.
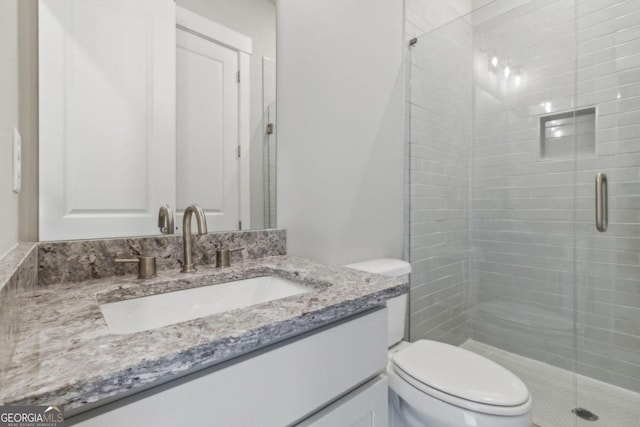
[238, 220, 242, 230]
[266, 123, 274, 135]
[237, 71, 241, 83]
[237, 146, 241, 158]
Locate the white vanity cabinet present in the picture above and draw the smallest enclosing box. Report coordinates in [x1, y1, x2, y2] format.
[67, 309, 389, 427]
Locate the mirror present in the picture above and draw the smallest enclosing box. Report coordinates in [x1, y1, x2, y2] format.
[36, 0, 276, 241]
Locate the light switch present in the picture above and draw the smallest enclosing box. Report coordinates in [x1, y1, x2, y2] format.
[13, 127, 21, 194]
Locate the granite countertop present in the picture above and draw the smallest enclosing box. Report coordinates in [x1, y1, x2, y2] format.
[0, 256, 407, 414]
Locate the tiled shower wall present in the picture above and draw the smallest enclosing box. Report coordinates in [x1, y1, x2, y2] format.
[470, 0, 579, 375]
[470, 0, 640, 392]
[406, 0, 473, 345]
[408, 0, 640, 392]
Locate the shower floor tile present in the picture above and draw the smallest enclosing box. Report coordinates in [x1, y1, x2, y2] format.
[461, 340, 640, 427]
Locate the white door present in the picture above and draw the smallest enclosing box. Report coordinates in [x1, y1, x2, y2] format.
[38, 0, 176, 241]
[176, 28, 241, 232]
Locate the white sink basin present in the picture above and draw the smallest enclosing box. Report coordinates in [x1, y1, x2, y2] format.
[100, 276, 312, 334]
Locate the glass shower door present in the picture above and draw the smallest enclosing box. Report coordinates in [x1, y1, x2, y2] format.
[407, 0, 640, 425]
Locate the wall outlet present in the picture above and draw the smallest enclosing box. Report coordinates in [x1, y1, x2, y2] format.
[13, 127, 21, 194]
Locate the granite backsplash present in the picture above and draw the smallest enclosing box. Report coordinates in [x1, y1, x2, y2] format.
[38, 229, 287, 286]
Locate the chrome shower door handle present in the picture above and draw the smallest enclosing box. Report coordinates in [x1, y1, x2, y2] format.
[595, 172, 608, 232]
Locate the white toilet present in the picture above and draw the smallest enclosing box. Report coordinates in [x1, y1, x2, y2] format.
[346, 259, 532, 427]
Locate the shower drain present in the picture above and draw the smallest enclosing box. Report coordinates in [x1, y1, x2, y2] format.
[572, 407, 599, 421]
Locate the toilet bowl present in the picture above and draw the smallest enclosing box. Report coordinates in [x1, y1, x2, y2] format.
[387, 340, 532, 427]
[345, 259, 532, 427]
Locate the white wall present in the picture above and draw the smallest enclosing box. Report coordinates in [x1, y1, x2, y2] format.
[0, 0, 19, 259]
[277, 0, 405, 266]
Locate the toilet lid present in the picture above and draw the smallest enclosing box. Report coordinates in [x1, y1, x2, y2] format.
[392, 340, 529, 407]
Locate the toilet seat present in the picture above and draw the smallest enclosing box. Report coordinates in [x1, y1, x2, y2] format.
[390, 340, 531, 417]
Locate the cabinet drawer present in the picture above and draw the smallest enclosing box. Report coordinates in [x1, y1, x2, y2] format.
[296, 375, 388, 427]
[69, 308, 388, 427]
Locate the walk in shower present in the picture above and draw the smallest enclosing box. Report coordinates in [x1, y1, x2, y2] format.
[407, 0, 640, 425]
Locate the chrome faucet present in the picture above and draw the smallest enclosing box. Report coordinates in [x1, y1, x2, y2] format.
[158, 204, 175, 234]
[182, 204, 208, 273]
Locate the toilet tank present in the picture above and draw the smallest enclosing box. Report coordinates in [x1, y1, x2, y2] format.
[344, 259, 411, 348]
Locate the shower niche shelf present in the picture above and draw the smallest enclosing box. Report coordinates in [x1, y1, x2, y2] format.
[540, 107, 596, 158]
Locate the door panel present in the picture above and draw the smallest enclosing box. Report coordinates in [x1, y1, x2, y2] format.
[176, 28, 240, 232]
[39, 0, 176, 240]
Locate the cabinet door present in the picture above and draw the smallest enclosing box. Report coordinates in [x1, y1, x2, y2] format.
[39, 0, 176, 240]
[296, 376, 389, 427]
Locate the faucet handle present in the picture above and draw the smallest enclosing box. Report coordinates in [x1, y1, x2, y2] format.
[215, 247, 244, 268]
[115, 256, 157, 279]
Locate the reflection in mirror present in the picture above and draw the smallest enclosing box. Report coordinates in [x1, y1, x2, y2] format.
[37, 0, 276, 241]
[175, 0, 277, 234]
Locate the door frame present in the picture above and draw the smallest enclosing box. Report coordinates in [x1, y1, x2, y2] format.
[176, 6, 251, 230]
